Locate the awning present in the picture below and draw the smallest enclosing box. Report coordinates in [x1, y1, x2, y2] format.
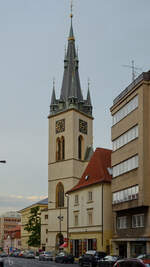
[59, 242, 68, 248]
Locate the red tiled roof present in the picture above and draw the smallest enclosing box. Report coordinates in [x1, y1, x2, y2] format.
[68, 147, 112, 193]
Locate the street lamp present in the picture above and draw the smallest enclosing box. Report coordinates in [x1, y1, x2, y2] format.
[49, 201, 64, 246]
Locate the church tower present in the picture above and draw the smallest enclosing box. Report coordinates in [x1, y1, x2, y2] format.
[47, 8, 93, 250]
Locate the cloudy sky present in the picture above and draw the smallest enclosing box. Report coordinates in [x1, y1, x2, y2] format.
[0, 0, 150, 214]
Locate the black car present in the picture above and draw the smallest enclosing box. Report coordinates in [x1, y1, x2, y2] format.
[79, 250, 107, 267]
[55, 251, 74, 263]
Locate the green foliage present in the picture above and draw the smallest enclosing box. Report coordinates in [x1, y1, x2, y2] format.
[24, 206, 41, 247]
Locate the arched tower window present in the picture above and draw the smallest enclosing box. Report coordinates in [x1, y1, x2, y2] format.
[56, 182, 64, 208]
[61, 136, 65, 160]
[56, 138, 61, 161]
[78, 135, 84, 160]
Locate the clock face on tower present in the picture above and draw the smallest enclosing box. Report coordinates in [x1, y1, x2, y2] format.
[79, 119, 88, 135]
[56, 119, 65, 134]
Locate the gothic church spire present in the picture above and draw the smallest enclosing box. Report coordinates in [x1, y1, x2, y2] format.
[50, 6, 92, 117]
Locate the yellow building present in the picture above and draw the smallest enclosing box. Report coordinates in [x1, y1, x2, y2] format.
[110, 71, 150, 257]
[19, 198, 48, 250]
[67, 148, 112, 257]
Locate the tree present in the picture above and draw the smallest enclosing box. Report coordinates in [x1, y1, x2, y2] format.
[24, 206, 41, 247]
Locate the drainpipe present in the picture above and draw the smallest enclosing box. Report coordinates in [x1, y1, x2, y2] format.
[102, 183, 104, 247]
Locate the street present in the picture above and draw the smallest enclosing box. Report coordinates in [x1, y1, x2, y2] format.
[2, 257, 78, 267]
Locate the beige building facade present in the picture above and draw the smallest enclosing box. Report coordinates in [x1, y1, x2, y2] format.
[19, 198, 48, 250]
[67, 148, 112, 257]
[110, 71, 150, 257]
[47, 13, 93, 251]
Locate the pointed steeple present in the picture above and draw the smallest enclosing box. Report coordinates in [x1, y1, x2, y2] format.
[50, 79, 58, 114]
[60, 5, 83, 102]
[86, 79, 92, 106]
[49, 4, 92, 117]
[50, 78, 56, 105]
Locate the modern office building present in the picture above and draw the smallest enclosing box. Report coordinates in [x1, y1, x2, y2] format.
[0, 211, 21, 250]
[110, 71, 150, 257]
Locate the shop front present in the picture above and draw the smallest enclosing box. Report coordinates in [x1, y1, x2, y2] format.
[70, 238, 97, 258]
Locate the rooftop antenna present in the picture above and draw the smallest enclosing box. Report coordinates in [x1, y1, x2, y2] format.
[122, 60, 143, 82]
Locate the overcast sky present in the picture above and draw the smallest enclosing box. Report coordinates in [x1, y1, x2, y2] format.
[0, 0, 150, 215]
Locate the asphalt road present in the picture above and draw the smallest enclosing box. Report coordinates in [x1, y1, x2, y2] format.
[2, 257, 78, 267]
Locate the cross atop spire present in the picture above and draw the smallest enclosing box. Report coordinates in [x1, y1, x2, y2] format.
[68, 1, 75, 41]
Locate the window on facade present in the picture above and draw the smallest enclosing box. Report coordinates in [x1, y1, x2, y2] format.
[132, 214, 144, 228]
[74, 214, 79, 226]
[46, 229, 48, 234]
[112, 95, 138, 126]
[113, 155, 138, 178]
[56, 182, 64, 208]
[113, 125, 138, 151]
[88, 212, 93, 225]
[45, 215, 48, 220]
[88, 191, 92, 201]
[112, 185, 139, 204]
[74, 195, 79, 205]
[78, 135, 83, 160]
[46, 238, 48, 243]
[117, 216, 127, 229]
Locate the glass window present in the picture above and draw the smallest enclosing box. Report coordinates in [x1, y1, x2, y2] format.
[88, 191, 92, 201]
[88, 212, 93, 225]
[74, 214, 79, 226]
[112, 95, 138, 126]
[132, 214, 144, 228]
[112, 155, 139, 178]
[75, 195, 79, 205]
[117, 216, 127, 229]
[112, 185, 139, 204]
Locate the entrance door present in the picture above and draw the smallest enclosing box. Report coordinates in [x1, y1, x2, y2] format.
[119, 244, 127, 258]
[74, 240, 79, 258]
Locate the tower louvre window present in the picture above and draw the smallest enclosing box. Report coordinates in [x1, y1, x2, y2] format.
[56, 136, 65, 161]
[78, 135, 84, 160]
[61, 137, 65, 160]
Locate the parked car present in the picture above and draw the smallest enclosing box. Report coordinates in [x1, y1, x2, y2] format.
[18, 250, 25, 257]
[79, 250, 107, 267]
[55, 251, 74, 263]
[137, 255, 150, 265]
[25, 251, 35, 259]
[0, 258, 4, 267]
[99, 255, 120, 264]
[39, 251, 53, 261]
[113, 258, 149, 266]
[13, 251, 20, 257]
[0, 252, 8, 257]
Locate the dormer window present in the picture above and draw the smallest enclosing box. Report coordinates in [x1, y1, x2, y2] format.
[85, 175, 89, 181]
